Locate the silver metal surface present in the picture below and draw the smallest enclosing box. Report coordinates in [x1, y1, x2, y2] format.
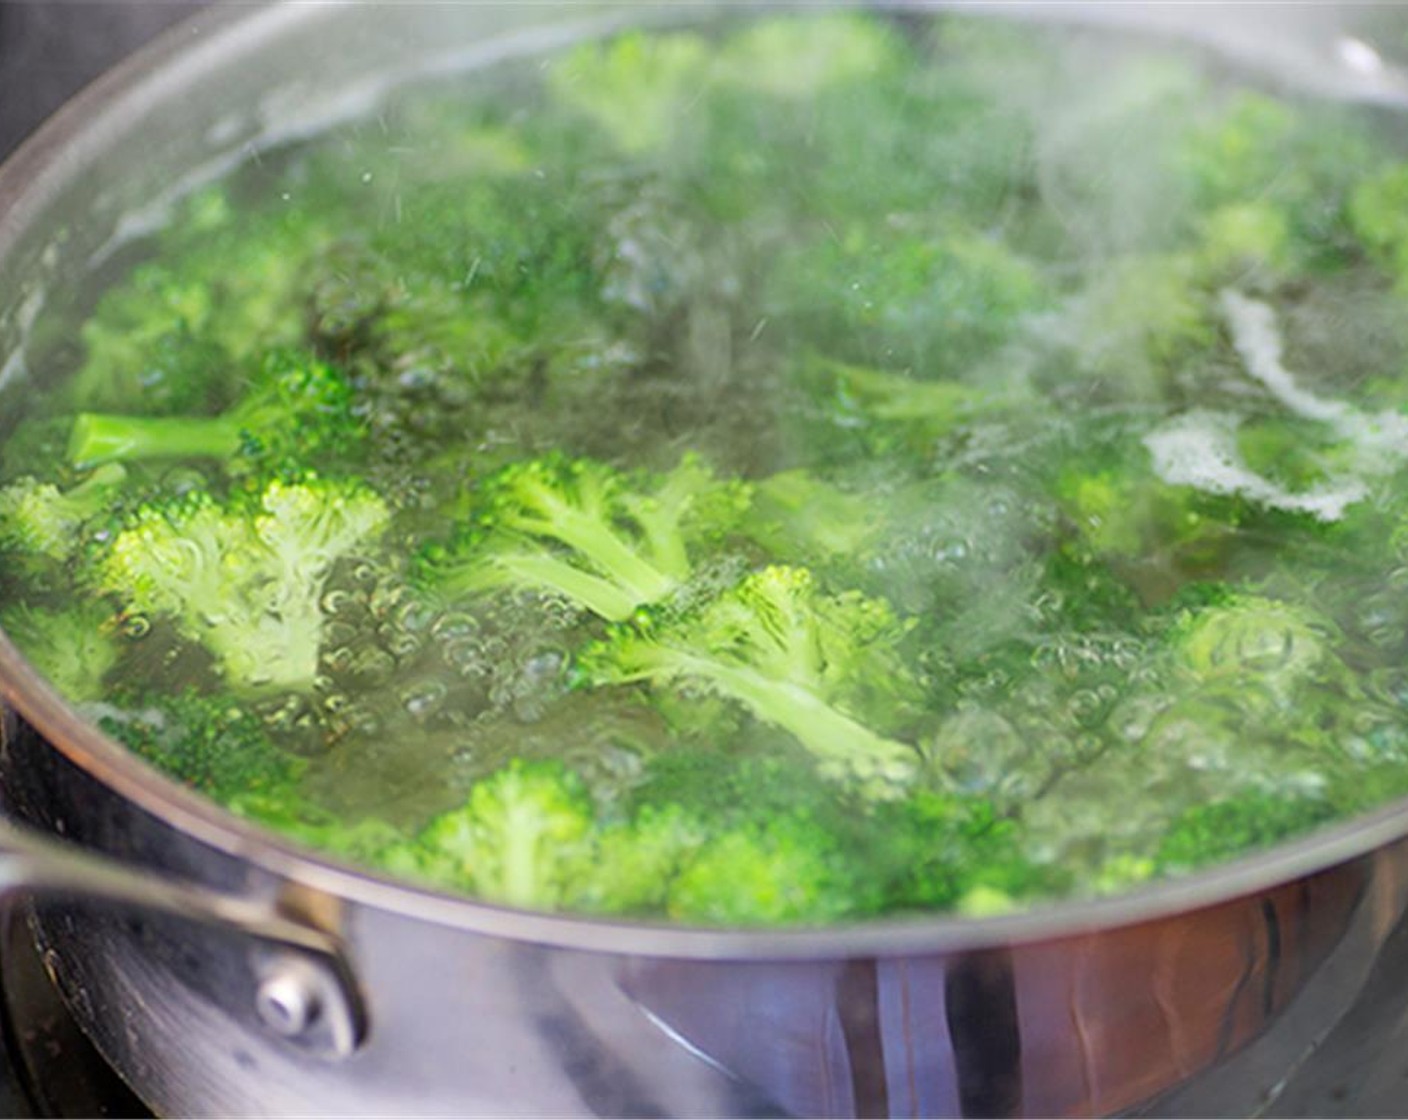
[3, 3, 1408, 1116]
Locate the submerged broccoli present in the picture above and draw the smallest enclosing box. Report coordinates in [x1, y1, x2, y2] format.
[99, 689, 305, 802]
[68, 349, 362, 472]
[419, 454, 747, 621]
[391, 758, 596, 909]
[0, 463, 128, 573]
[666, 812, 859, 926]
[63, 189, 331, 416]
[95, 475, 390, 692]
[0, 601, 121, 703]
[581, 565, 921, 788]
[1155, 790, 1337, 873]
[865, 790, 1055, 916]
[1171, 593, 1335, 709]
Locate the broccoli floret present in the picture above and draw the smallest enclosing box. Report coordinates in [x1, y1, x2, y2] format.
[419, 454, 747, 621]
[768, 224, 1046, 377]
[738, 468, 885, 565]
[68, 349, 362, 472]
[790, 356, 998, 464]
[0, 463, 128, 573]
[581, 565, 921, 789]
[867, 790, 1055, 914]
[229, 787, 409, 865]
[1171, 593, 1334, 707]
[570, 805, 706, 916]
[712, 14, 897, 100]
[1057, 254, 1214, 395]
[99, 689, 305, 802]
[395, 759, 595, 909]
[1155, 790, 1337, 873]
[0, 601, 121, 703]
[547, 31, 712, 155]
[64, 189, 331, 416]
[96, 475, 389, 692]
[666, 812, 860, 926]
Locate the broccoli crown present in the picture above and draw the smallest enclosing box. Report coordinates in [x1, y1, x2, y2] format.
[96, 475, 389, 692]
[865, 790, 1056, 915]
[666, 812, 860, 926]
[418, 453, 748, 621]
[395, 758, 596, 909]
[0, 464, 128, 570]
[1170, 593, 1335, 709]
[68, 349, 363, 473]
[0, 601, 121, 703]
[570, 804, 707, 916]
[99, 689, 304, 802]
[581, 565, 922, 789]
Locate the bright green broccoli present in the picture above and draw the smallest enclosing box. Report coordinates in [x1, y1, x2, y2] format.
[95, 475, 390, 692]
[0, 463, 128, 572]
[418, 454, 748, 621]
[581, 565, 922, 788]
[570, 804, 706, 916]
[666, 812, 860, 926]
[0, 601, 121, 703]
[712, 13, 896, 100]
[392, 758, 595, 909]
[67, 349, 363, 472]
[99, 689, 306, 802]
[547, 31, 712, 155]
[1170, 593, 1335, 709]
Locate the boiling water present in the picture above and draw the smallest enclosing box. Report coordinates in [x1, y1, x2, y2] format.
[8, 9, 1408, 917]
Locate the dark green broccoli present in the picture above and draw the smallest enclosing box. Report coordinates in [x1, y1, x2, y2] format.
[1155, 790, 1337, 873]
[95, 475, 390, 692]
[67, 349, 362, 472]
[768, 223, 1047, 378]
[866, 790, 1056, 916]
[418, 454, 748, 621]
[581, 565, 922, 789]
[99, 689, 305, 802]
[0, 601, 121, 703]
[62, 189, 332, 416]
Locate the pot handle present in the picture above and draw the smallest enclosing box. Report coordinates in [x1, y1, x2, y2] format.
[0, 815, 365, 1059]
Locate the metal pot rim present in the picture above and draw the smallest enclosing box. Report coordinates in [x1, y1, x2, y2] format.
[3, 0, 1405, 963]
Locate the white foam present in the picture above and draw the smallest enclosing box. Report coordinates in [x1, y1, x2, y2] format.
[1220, 290, 1353, 426]
[1220, 288, 1408, 473]
[1144, 410, 1366, 521]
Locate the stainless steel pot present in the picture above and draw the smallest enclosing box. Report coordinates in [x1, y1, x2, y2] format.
[4, 4, 1408, 1116]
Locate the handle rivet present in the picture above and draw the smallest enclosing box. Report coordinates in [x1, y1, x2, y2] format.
[256, 964, 322, 1038]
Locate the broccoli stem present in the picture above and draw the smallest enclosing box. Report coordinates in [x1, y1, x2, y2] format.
[513, 492, 678, 605]
[648, 649, 917, 781]
[439, 550, 642, 621]
[69, 413, 242, 468]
